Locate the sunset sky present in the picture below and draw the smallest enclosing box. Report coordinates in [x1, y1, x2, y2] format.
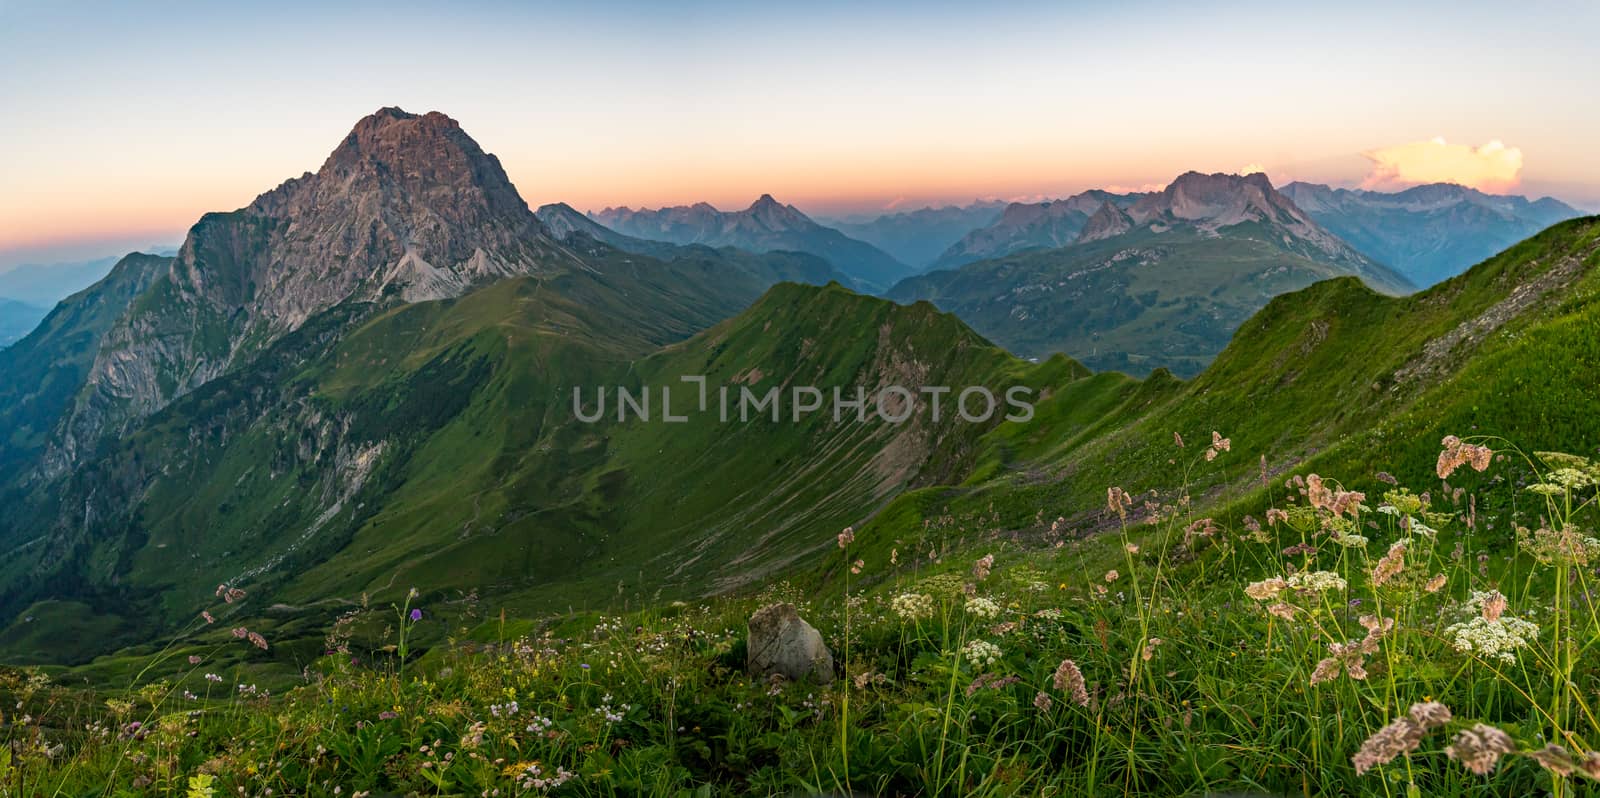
[2, 0, 1598, 270]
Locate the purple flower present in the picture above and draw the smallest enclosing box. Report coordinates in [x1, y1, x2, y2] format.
[409, 608, 423, 622]
[580, 663, 591, 670]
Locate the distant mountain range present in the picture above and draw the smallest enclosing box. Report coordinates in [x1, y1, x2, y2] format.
[1, 106, 1597, 675]
[929, 191, 1147, 270]
[0, 256, 121, 308]
[819, 201, 1007, 268]
[0, 299, 48, 348]
[591, 196, 913, 290]
[890, 172, 1413, 375]
[1280, 182, 1583, 286]
[536, 201, 856, 289]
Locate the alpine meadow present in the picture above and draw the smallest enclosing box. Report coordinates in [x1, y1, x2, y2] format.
[2, 3, 1599, 797]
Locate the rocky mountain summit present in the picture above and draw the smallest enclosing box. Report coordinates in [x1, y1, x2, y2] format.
[45, 108, 588, 472]
[931, 190, 1140, 269]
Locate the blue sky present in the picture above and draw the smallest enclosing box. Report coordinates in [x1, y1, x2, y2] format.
[2, 0, 1597, 268]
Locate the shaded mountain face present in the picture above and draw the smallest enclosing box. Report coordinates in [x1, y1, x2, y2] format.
[889, 172, 1414, 376]
[44, 109, 593, 473]
[0, 254, 172, 481]
[0, 275, 1073, 661]
[0, 299, 47, 348]
[931, 190, 1141, 270]
[591, 196, 913, 290]
[1280, 182, 1584, 286]
[537, 202, 855, 289]
[821, 201, 1007, 268]
[21, 110, 852, 483]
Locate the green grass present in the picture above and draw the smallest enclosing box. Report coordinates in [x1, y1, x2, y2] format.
[3, 434, 1596, 796]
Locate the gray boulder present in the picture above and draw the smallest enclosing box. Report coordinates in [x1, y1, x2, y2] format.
[747, 603, 834, 684]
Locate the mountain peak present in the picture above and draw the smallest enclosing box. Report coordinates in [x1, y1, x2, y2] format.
[315, 108, 521, 207]
[1075, 200, 1133, 244]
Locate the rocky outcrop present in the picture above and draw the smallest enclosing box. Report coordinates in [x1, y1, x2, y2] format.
[747, 603, 834, 684]
[1076, 200, 1134, 244]
[931, 190, 1141, 270]
[47, 108, 585, 475]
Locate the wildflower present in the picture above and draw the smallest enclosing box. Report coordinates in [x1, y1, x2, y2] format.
[1375, 471, 1398, 485]
[204, 673, 222, 683]
[1306, 474, 1333, 510]
[972, 554, 994, 581]
[1052, 659, 1090, 707]
[961, 639, 1003, 667]
[1103, 569, 1119, 583]
[1107, 487, 1133, 518]
[1124, 543, 1139, 554]
[850, 559, 863, 575]
[1266, 508, 1289, 526]
[1371, 541, 1406, 587]
[1173, 431, 1185, 448]
[1243, 515, 1261, 533]
[1478, 590, 1507, 621]
[1244, 577, 1287, 601]
[1437, 436, 1493, 479]
[201, 611, 215, 624]
[1266, 602, 1296, 621]
[964, 597, 1001, 620]
[1352, 702, 1452, 775]
[1528, 744, 1578, 777]
[1582, 751, 1600, 781]
[964, 672, 1019, 695]
[1517, 524, 1600, 567]
[890, 593, 935, 622]
[378, 711, 398, 721]
[1033, 691, 1053, 711]
[1141, 637, 1163, 661]
[1328, 489, 1365, 519]
[1445, 723, 1516, 775]
[1286, 570, 1347, 593]
[1334, 533, 1369, 549]
[836, 527, 855, 548]
[231, 627, 249, 639]
[1311, 640, 1368, 684]
[188, 655, 202, 665]
[1206, 431, 1231, 462]
[1446, 613, 1538, 664]
[247, 632, 268, 651]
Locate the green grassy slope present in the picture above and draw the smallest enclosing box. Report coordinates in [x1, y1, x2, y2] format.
[0, 268, 1086, 663]
[0, 253, 171, 480]
[889, 223, 1413, 376]
[4, 217, 1596, 674]
[843, 217, 1600, 575]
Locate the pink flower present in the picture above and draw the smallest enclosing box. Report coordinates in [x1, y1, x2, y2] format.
[837, 527, 855, 549]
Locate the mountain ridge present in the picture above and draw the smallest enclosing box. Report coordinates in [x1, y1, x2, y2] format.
[592, 197, 913, 289]
[1280, 181, 1584, 285]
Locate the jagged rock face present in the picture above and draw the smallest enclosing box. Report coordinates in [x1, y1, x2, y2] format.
[930, 190, 1141, 269]
[1125, 172, 1380, 270]
[51, 108, 578, 472]
[1076, 200, 1134, 244]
